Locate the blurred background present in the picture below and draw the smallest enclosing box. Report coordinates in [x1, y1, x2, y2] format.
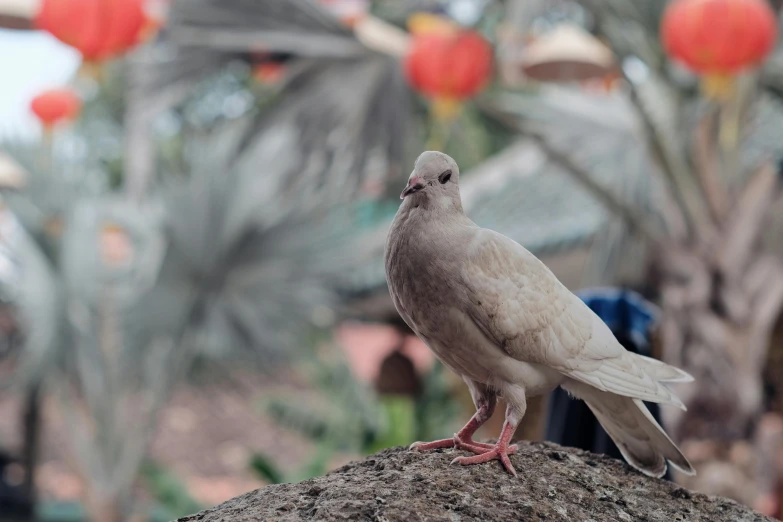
[0, 0, 783, 520]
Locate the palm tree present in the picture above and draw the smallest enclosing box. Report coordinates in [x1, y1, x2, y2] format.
[0, 1, 411, 519]
[483, 0, 783, 503]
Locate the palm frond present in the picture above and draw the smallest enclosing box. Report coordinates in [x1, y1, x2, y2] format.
[124, 0, 410, 200]
[0, 210, 60, 387]
[466, 91, 662, 287]
[760, 15, 783, 99]
[232, 56, 410, 207]
[133, 120, 360, 367]
[0, 139, 108, 238]
[489, 86, 669, 242]
[60, 197, 166, 313]
[168, 0, 360, 55]
[585, 0, 668, 71]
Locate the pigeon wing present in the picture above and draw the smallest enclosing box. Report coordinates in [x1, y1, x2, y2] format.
[459, 230, 686, 408]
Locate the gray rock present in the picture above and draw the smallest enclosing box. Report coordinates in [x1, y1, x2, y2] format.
[176, 442, 772, 521]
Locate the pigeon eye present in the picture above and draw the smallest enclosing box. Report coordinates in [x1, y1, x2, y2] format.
[438, 170, 452, 184]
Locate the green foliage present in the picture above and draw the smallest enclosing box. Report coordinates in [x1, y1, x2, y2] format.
[139, 460, 203, 520]
[251, 352, 460, 485]
[250, 438, 339, 485]
[364, 395, 416, 454]
[413, 363, 462, 443]
[248, 453, 285, 485]
[264, 355, 382, 454]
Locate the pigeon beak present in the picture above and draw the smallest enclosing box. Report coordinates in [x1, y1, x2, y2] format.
[401, 176, 424, 199]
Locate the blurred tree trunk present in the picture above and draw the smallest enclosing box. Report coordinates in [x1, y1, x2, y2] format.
[20, 383, 41, 522]
[765, 313, 783, 414]
[653, 164, 783, 443]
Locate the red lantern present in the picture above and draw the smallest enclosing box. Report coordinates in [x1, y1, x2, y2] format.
[31, 89, 82, 129]
[404, 29, 493, 117]
[35, 0, 150, 62]
[253, 63, 286, 85]
[661, 0, 777, 97]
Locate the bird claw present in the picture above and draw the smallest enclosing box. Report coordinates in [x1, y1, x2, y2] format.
[409, 434, 518, 475]
[453, 434, 518, 456]
[451, 444, 518, 477]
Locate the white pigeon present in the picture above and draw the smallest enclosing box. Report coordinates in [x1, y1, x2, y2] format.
[384, 151, 694, 478]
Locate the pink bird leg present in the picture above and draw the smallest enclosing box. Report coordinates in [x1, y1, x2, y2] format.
[410, 397, 518, 456]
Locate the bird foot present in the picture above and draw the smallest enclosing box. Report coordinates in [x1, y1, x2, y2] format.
[450, 443, 518, 477]
[409, 438, 456, 451]
[410, 435, 518, 456]
[453, 435, 518, 456]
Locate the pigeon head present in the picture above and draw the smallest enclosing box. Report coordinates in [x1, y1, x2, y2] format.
[400, 151, 460, 200]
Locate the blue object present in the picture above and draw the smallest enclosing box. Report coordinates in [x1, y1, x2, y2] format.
[575, 287, 659, 351]
[544, 287, 671, 480]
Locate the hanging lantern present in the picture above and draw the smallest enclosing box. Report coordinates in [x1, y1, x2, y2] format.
[404, 27, 493, 119]
[521, 24, 614, 83]
[250, 51, 291, 85]
[253, 62, 286, 85]
[30, 88, 82, 129]
[661, 0, 777, 100]
[35, 0, 151, 62]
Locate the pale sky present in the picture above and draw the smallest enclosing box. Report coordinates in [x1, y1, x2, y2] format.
[0, 28, 80, 137]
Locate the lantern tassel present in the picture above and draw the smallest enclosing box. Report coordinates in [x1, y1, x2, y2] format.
[700, 73, 740, 149]
[78, 61, 105, 83]
[718, 87, 741, 150]
[426, 98, 461, 150]
[700, 74, 735, 102]
[40, 127, 54, 175]
[432, 97, 462, 121]
[426, 117, 447, 151]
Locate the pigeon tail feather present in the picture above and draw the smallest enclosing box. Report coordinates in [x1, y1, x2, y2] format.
[630, 353, 694, 383]
[564, 380, 695, 478]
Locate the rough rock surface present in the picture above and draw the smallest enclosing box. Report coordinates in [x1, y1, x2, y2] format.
[177, 442, 773, 521]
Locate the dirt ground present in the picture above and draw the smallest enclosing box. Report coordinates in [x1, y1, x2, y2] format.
[178, 443, 774, 522]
